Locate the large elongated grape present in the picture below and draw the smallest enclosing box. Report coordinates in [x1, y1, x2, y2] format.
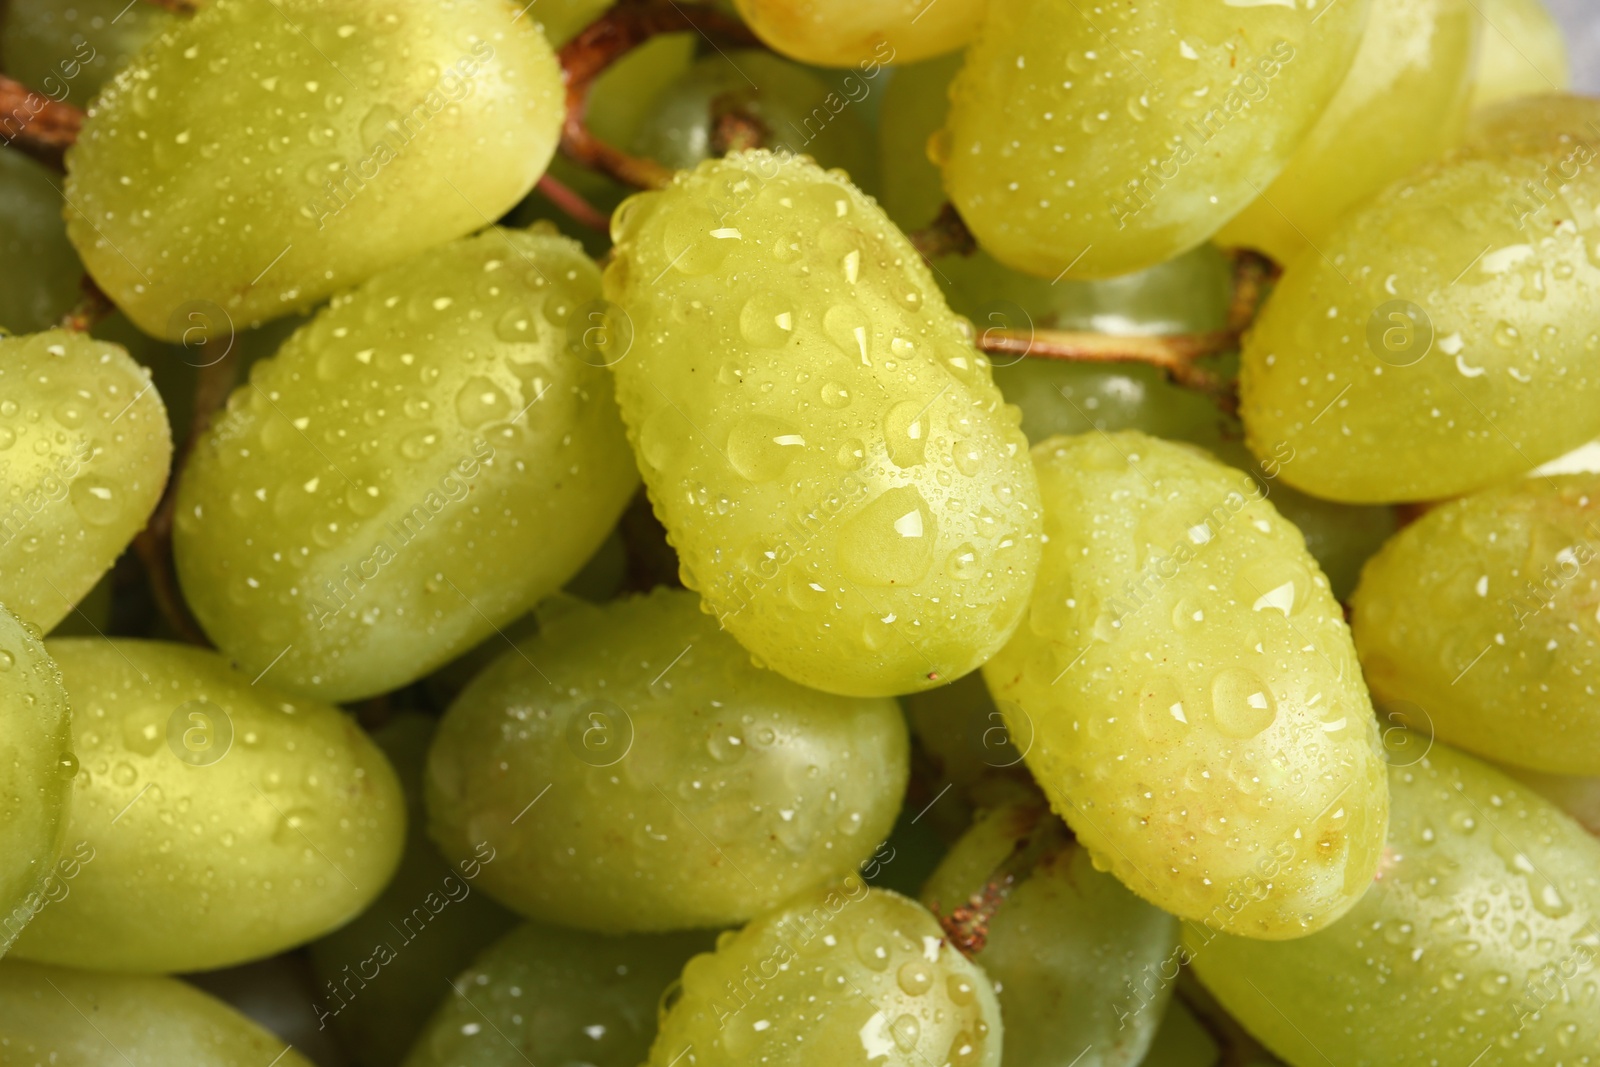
[1189, 738, 1600, 1065]
[604, 151, 1041, 697]
[0, 330, 171, 632]
[1351, 474, 1600, 775]
[10, 639, 404, 973]
[646, 881, 1003, 1067]
[1469, 0, 1570, 108]
[173, 227, 636, 703]
[0, 152, 82, 334]
[64, 0, 563, 340]
[0, 605, 72, 959]
[0, 959, 315, 1067]
[1240, 94, 1600, 503]
[403, 921, 710, 1067]
[732, 0, 979, 67]
[920, 797, 1180, 1067]
[1217, 0, 1479, 264]
[425, 590, 909, 932]
[984, 432, 1388, 939]
[939, 0, 1371, 280]
[0, 0, 175, 104]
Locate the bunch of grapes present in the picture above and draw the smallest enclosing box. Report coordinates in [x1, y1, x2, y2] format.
[1, 0, 1598, 1064]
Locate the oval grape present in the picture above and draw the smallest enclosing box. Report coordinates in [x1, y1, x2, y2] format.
[732, 0, 979, 67]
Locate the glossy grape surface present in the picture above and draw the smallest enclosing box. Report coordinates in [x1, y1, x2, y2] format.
[10, 639, 405, 973]
[733, 0, 979, 67]
[174, 227, 637, 702]
[984, 432, 1389, 939]
[426, 590, 909, 932]
[605, 150, 1041, 697]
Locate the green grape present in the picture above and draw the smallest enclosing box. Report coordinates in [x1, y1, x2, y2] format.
[528, 0, 613, 46]
[920, 799, 1180, 1067]
[44, 572, 113, 638]
[1500, 764, 1600, 838]
[0, 959, 316, 1067]
[425, 589, 910, 931]
[1188, 738, 1600, 1066]
[403, 921, 710, 1067]
[1217, 0, 1479, 264]
[0, 604, 72, 959]
[0, 330, 171, 633]
[10, 639, 405, 973]
[1351, 474, 1600, 775]
[604, 151, 1042, 698]
[631, 50, 880, 193]
[173, 227, 637, 703]
[646, 881, 1003, 1067]
[732, 0, 980, 67]
[1240, 94, 1600, 504]
[901, 670, 1016, 792]
[308, 713, 516, 1067]
[984, 432, 1388, 939]
[939, 0, 1372, 280]
[64, 0, 564, 341]
[0, 0, 175, 104]
[0, 152, 83, 335]
[1469, 0, 1570, 109]
[877, 52, 963, 233]
[1139, 1000, 1220, 1067]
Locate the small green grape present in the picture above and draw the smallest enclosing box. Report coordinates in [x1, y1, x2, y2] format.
[65, 0, 565, 340]
[1469, 0, 1570, 109]
[1240, 94, 1600, 503]
[1189, 738, 1600, 1066]
[647, 881, 1003, 1067]
[605, 151, 1042, 698]
[0, 0, 176, 104]
[732, 0, 980, 66]
[1352, 474, 1600, 775]
[1139, 1000, 1221, 1067]
[531, 0, 613, 46]
[10, 639, 405, 973]
[1499, 763, 1600, 838]
[984, 432, 1389, 939]
[1217, 0, 1480, 264]
[0, 959, 315, 1067]
[0, 152, 83, 335]
[0, 604, 72, 960]
[940, 0, 1371, 279]
[173, 227, 637, 703]
[425, 590, 909, 932]
[921, 800, 1180, 1067]
[403, 921, 711, 1067]
[0, 330, 171, 633]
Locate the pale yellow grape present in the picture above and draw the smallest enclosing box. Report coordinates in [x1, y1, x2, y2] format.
[0, 330, 171, 633]
[984, 433, 1388, 939]
[733, 0, 980, 67]
[940, 0, 1371, 280]
[173, 227, 637, 703]
[1217, 0, 1479, 264]
[426, 590, 909, 932]
[605, 151, 1041, 697]
[0, 959, 315, 1067]
[0, 152, 83, 334]
[64, 0, 564, 340]
[1351, 475, 1600, 775]
[1469, 0, 1570, 108]
[646, 881, 1003, 1067]
[0, 0, 176, 103]
[1189, 738, 1600, 1066]
[1240, 94, 1600, 503]
[0, 604, 72, 959]
[10, 639, 404, 973]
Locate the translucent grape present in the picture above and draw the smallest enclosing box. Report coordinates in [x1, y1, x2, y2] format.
[732, 0, 980, 67]
[1189, 738, 1600, 1066]
[10, 639, 405, 973]
[1217, 0, 1480, 264]
[0, 152, 82, 335]
[0, 0, 175, 103]
[0, 604, 72, 959]
[0, 329, 171, 633]
[940, 0, 1372, 279]
[1469, 0, 1570, 109]
[403, 921, 710, 1067]
[1240, 94, 1600, 503]
[426, 589, 909, 932]
[0, 959, 314, 1067]
[1352, 474, 1600, 775]
[646, 881, 1003, 1067]
[173, 227, 637, 703]
[984, 432, 1388, 939]
[604, 151, 1042, 697]
[921, 797, 1180, 1067]
[64, 0, 564, 339]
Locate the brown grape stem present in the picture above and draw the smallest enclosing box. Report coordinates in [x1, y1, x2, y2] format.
[557, 0, 760, 191]
[536, 173, 612, 233]
[0, 74, 84, 171]
[59, 276, 115, 333]
[909, 203, 978, 262]
[931, 803, 1071, 957]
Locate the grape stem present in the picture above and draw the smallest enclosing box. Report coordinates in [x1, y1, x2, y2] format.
[931, 803, 1072, 956]
[58, 276, 115, 333]
[556, 0, 761, 191]
[536, 173, 612, 232]
[0, 73, 84, 171]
